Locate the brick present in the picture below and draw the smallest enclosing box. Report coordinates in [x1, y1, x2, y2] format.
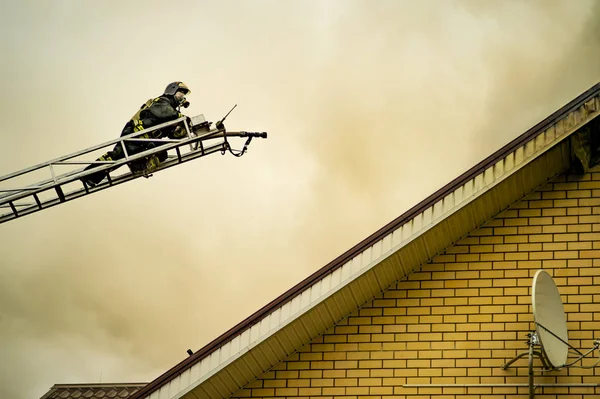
[485, 220, 503, 228]
[371, 369, 393, 378]
[468, 296, 493, 305]
[442, 368, 467, 377]
[504, 305, 529, 313]
[275, 388, 298, 396]
[504, 218, 528, 226]
[348, 317, 372, 325]
[457, 237, 479, 245]
[494, 227, 518, 235]
[455, 341, 480, 350]
[519, 208, 542, 218]
[322, 387, 346, 395]
[569, 241, 592, 250]
[359, 308, 383, 316]
[288, 362, 311, 370]
[335, 326, 358, 334]
[324, 335, 348, 344]
[383, 308, 407, 316]
[580, 215, 600, 223]
[504, 287, 528, 296]
[528, 217, 553, 225]
[345, 386, 369, 395]
[371, 316, 396, 325]
[579, 232, 600, 241]
[555, 251, 580, 259]
[335, 343, 359, 351]
[468, 261, 493, 270]
[492, 278, 517, 287]
[529, 200, 553, 208]
[504, 235, 528, 243]
[468, 279, 493, 288]
[543, 242, 567, 251]
[568, 206, 592, 215]
[383, 377, 407, 386]
[554, 233, 578, 241]
[322, 369, 346, 378]
[421, 280, 444, 289]
[311, 361, 334, 369]
[493, 244, 517, 252]
[528, 234, 553, 242]
[542, 225, 567, 233]
[542, 207, 566, 216]
[358, 377, 382, 387]
[554, 216, 579, 224]
[529, 252, 553, 260]
[580, 269, 600, 278]
[543, 259, 567, 268]
[579, 197, 600, 206]
[468, 314, 492, 322]
[456, 359, 480, 367]
[372, 298, 397, 308]
[554, 199, 578, 207]
[369, 386, 394, 394]
[493, 296, 517, 305]
[299, 370, 322, 379]
[505, 252, 528, 261]
[446, 245, 469, 254]
[264, 379, 286, 388]
[298, 387, 321, 395]
[568, 224, 592, 232]
[517, 243, 542, 251]
[251, 389, 274, 396]
[442, 350, 467, 358]
[480, 236, 504, 244]
[541, 191, 566, 199]
[578, 181, 600, 189]
[567, 189, 592, 198]
[335, 359, 360, 370]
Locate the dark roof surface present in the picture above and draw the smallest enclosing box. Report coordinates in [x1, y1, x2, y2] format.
[131, 82, 600, 399]
[40, 383, 147, 399]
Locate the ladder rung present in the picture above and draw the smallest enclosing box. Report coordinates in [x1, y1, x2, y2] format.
[55, 186, 66, 202]
[33, 194, 42, 209]
[9, 202, 18, 217]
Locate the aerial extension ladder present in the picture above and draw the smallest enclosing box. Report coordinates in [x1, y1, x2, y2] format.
[0, 111, 267, 225]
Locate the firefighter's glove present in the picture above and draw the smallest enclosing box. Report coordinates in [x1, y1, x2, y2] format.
[172, 125, 187, 139]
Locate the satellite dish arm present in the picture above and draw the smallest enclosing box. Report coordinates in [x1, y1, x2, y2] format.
[562, 339, 600, 368]
[535, 322, 583, 357]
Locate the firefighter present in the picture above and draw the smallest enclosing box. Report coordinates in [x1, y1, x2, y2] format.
[81, 81, 192, 187]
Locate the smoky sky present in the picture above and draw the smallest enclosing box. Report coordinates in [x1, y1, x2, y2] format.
[0, 1, 599, 398]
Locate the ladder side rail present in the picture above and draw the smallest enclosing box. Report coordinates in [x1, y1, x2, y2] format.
[0, 123, 222, 199]
[0, 139, 231, 224]
[0, 117, 198, 198]
[0, 129, 250, 206]
[0, 117, 187, 183]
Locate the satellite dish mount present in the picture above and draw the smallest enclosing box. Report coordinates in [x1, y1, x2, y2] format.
[501, 270, 600, 399]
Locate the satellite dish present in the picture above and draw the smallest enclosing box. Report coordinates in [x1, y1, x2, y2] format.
[532, 270, 568, 368]
[501, 269, 600, 399]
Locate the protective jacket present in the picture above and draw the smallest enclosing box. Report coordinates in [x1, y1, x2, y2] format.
[82, 95, 186, 186]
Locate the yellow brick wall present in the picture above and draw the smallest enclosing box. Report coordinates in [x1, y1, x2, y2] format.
[231, 170, 600, 399]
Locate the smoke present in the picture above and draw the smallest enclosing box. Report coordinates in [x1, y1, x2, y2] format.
[291, 0, 600, 265]
[0, 1, 599, 399]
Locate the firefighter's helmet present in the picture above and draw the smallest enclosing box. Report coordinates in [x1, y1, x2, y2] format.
[164, 81, 191, 96]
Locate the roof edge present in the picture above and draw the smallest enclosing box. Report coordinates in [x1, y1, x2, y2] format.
[132, 81, 600, 399]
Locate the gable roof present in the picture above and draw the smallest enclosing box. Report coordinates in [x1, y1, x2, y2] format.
[39, 383, 147, 399]
[131, 83, 600, 399]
